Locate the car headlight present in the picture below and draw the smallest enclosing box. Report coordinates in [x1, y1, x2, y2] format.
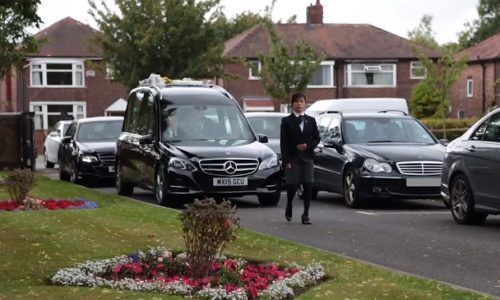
[259, 156, 279, 170]
[80, 154, 99, 164]
[168, 157, 197, 171]
[363, 158, 392, 173]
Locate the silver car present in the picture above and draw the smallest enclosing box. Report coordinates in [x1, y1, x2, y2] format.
[43, 120, 72, 168]
[245, 112, 288, 161]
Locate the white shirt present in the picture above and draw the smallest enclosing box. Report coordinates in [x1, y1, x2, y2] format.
[293, 112, 305, 132]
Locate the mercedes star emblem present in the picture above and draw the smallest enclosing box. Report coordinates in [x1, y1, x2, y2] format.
[223, 161, 237, 174]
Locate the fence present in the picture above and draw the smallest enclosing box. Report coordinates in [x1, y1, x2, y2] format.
[0, 112, 36, 170]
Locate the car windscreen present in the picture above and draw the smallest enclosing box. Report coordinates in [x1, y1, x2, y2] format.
[76, 121, 123, 142]
[344, 117, 436, 144]
[247, 116, 282, 138]
[160, 103, 255, 146]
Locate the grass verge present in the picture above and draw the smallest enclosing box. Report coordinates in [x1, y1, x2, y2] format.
[0, 174, 492, 299]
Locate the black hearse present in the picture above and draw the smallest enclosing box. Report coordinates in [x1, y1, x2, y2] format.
[115, 74, 281, 206]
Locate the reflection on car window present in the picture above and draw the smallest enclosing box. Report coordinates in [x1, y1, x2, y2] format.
[317, 117, 332, 139]
[77, 121, 123, 142]
[343, 117, 435, 144]
[471, 121, 488, 141]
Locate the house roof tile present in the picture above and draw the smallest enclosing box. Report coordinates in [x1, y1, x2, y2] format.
[224, 23, 440, 60]
[30, 17, 102, 58]
[459, 33, 500, 62]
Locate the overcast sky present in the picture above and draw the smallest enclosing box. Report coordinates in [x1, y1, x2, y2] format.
[36, 0, 479, 44]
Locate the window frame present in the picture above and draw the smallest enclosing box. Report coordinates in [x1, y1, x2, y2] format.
[467, 79, 474, 97]
[308, 61, 335, 88]
[410, 61, 427, 79]
[345, 62, 397, 87]
[457, 110, 466, 119]
[30, 101, 86, 130]
[29, 58, 85, 88]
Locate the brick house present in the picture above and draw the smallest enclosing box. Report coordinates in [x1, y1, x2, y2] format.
[0, 17, 128, 154]
[449, 33, 500, 119]
[221, 0, 439, 111]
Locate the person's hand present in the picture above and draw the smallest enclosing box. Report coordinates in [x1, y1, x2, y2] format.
[297, 143, 307, 151]
[286, 163, 292, 169]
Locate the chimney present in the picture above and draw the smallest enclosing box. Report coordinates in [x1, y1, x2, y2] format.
[307, 0, 323, 24]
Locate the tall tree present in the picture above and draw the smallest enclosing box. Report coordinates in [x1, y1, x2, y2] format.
[213, 12, 270, 42]
[459, 0, 500, 48]
[0, 0, 42, 79]
[408, 15, 468, 137]
[89, 0, 231, 88]
[257, 22, 324, 104]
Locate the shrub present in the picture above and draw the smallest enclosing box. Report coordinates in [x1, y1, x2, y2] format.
[180, 198, 240, 278]
[420, 118, 479, 141]
[0, 169, 36, 204]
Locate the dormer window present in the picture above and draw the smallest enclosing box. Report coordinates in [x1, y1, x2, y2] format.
[30, 59, 84, 87]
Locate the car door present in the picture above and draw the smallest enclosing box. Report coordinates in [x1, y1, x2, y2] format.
[45, 121, 62, 162]
[462, 113, 500, 208]
[314, 116, 344, 193]
[59, 122, 77, 173]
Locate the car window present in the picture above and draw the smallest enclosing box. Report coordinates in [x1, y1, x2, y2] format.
[344, 117, 435, 144]
[482, 113, 500, 142]
[77, 121, 123, 142]
[316, 117, 332, 139]
[247, 116, 282, 138]
[66, 123, 77, 137]
[160, 103, 254, 145]
[324, 117, 340, 140]
[470, 120, 488, 141]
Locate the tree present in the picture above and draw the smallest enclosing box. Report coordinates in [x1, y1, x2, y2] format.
[0, 0, 42, 79]
[459, 0, 500, 48]
[212, 11, 270, 42]
[89, 0, 231, 88]
[257, 22, 324, 104]
[408, 15, 468, 137]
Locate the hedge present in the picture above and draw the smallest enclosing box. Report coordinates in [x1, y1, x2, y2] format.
[420, 118, 479, 141]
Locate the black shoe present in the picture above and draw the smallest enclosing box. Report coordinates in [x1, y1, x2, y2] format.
[285, 205, 292, 222]
[301, 215, 311, 225]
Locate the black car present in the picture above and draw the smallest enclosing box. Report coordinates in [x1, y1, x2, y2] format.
[59, 117, 124, 185]
[115, 74, 282, 207]
[441, 107, 500, 225]
[311, 111, 446, 207]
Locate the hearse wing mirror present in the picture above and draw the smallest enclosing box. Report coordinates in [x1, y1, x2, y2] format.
[439, 139, 449, 146]
[323, 137, 342, 151]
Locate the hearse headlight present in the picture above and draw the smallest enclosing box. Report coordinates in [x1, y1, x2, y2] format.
[80, 154, 99, 164]
[169, 157, 197, 171]
[363, 158, 392, 173]
[259, 156, 279, 170]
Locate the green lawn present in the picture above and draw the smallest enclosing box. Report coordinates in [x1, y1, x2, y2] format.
[0, 174, 492, 299]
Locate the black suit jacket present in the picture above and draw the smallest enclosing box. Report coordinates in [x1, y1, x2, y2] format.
[280, 113, 320, 164]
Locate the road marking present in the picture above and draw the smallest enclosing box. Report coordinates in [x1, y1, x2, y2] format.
[356, 211, 449, 215]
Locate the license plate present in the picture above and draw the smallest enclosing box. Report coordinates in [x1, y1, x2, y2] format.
[108, 166, 115, 173]
[213, 177, 248, 186]
[406, 177, 440, 187]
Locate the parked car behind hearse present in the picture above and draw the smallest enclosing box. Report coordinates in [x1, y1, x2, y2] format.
[115, 74, 282, 207]
[59, 116, 123, 185]
[441, 107, 500, 225]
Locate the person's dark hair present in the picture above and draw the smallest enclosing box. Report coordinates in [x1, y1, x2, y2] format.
[291, 92, 306, 105]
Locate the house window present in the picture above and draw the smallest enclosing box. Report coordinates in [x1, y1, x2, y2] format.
[457, 110, 466, 119]
[248, 60, 261, 80]
[410, 61, 427, 79]
[345, 63, 396, 87]
[467, 79, 474, 97]
[30, 59, 84, 87]
[30, 102, 86, 130]
[308, 61, 335, 88]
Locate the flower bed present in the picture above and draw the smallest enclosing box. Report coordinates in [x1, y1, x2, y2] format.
[51, 246, 325, 299]
[0, 197, 98, 211]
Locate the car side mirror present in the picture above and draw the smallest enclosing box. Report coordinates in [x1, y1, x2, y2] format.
[439, 139, 449, 146]
[258, 134, 268, 143]
[323, 138, 341, 151]
[139, 134, 153, 145]
[61, 136, 72, 144]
